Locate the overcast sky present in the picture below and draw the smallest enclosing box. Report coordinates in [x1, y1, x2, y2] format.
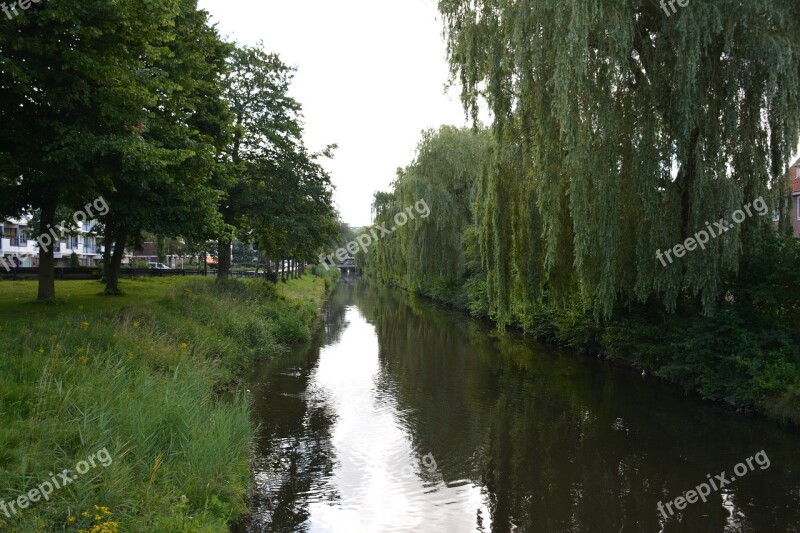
[197, 0, 469, 227]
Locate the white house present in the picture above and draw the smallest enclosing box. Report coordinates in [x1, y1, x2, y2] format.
[1, 216, 104, 268]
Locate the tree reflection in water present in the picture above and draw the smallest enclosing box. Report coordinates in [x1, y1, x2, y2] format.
[237, 280, 800, 533]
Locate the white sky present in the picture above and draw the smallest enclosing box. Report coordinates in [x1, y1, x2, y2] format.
[198, 0, 470, 227]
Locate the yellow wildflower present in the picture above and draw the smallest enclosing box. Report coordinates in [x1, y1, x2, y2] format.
[79, 355, 89, 365]
[79, 321, 89, 330]
[179, 343, 188, 350]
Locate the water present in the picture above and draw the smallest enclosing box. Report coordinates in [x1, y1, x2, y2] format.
[235, 280, 800, 532]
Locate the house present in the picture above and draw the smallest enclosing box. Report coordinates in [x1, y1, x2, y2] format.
[129, 240, 188, 269]
[789, 158, 800, 236]
[1, 216, 104, 267]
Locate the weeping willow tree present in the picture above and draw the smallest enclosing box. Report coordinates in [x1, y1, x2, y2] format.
[365, 126, 489, 303]
[438, 0, 800, 324]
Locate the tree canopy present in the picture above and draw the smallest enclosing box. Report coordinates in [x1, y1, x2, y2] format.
[437, 0, 800, 322]
[218, 45, 338, 280]
[0, 2, 339, 298]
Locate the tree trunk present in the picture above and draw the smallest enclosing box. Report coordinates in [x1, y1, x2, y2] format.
[104, 230, 128, 295]
[102, 217, 113, 281]
[217, 237, 231, 282]
[676, 129, 700, 241]
[266, 259, 274, 281]
[37, 200, 57, 301]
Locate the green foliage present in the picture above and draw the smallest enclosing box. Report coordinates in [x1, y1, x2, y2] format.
[439, 0, 800, 319]
[362, 120, 800, 424]
[98, 0, 233, 293]
[0, 276, 326, 530]
[0, 4, 339, 299]
[364, 126, 489, 302]
[218, 45, 339, 277]
[529, 233, 800, 423]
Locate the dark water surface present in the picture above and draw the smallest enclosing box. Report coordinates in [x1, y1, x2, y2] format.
[235, 280, 800, 532]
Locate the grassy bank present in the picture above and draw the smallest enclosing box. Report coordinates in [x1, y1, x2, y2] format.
[0, 273, 330, 532]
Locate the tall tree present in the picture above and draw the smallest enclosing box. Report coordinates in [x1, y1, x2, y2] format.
[365, 127, 489, 306]
[99, 0, 232, 294]
[0, 0, 180, 300]
[220, 45, 337, 281]
[438, 0, 800, 322]
[218, 46, 302, 281]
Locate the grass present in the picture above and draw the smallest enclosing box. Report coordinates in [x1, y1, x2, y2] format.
[0, 278, 178, 326]
[0, 273, 330, 532]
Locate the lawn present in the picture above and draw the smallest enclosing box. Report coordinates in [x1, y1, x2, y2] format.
[0, 273, 331, 532]
[0, 278, 186, 325]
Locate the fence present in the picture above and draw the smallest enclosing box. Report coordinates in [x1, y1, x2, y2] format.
[0, 264, 307, 281]
[0, 267, 207, 281]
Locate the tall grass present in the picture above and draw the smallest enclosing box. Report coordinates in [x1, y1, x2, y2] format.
[0, 276, 325, 531]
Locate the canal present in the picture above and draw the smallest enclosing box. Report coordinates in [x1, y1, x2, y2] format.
[236, 280, 800, 532]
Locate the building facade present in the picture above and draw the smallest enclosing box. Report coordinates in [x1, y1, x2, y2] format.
[790, 160, 800, 236]
[1, 216, 104, 267]
[129, 241, 188, 268]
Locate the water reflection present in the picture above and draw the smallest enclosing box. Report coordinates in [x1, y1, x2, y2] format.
[237, 281, 800, 532]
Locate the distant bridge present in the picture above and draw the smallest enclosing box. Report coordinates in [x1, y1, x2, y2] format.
[338, 258, 359, 275]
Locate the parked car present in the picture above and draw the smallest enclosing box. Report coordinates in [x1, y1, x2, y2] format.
[148, 262, 171, 270]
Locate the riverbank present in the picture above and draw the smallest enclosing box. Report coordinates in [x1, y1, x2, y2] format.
[361, 232, 800, 427]
[0, 273, 331, 531]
